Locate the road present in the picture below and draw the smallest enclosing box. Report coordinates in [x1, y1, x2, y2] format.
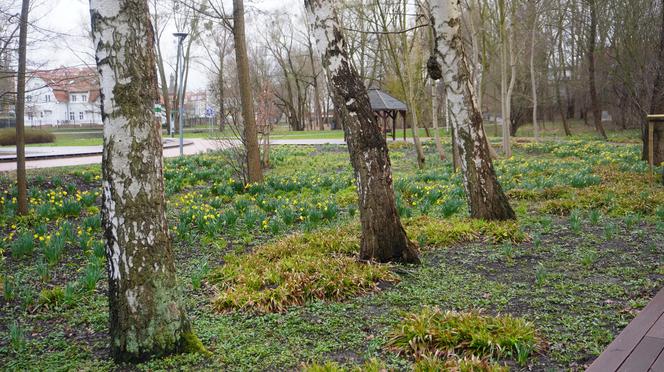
[0, 138, 348, 172]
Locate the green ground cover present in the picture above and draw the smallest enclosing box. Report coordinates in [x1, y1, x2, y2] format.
[0, 139, 662, 371]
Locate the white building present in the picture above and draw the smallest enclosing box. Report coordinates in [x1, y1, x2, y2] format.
[24, 67, 102, 127]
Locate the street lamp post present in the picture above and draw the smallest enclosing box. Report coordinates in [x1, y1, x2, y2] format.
[174, 32, 188, 156]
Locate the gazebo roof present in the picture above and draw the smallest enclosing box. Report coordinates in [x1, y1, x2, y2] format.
[368, 88, 407, 112]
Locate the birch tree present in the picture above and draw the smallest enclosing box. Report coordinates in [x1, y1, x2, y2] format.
[305, 0, 420, 263]
[89, 0, 204, 361]
[430, 0, 515, 220]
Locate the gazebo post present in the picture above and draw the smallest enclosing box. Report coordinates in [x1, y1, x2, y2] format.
[402, 111, 407, 141]
[392, 111, 396, 141]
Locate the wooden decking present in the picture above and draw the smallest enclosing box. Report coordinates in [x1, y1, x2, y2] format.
[587, 287, 664, 372]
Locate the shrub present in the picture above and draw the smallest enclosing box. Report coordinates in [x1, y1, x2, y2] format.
[387, 307, 539, 366]
[0, 128, 55, 146]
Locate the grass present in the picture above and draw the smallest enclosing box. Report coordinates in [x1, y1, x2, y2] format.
[1, 120, 644, 148]
[0, 132, 662, 370]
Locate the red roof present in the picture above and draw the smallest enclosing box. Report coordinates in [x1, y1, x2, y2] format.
[32, 66, 100, 103]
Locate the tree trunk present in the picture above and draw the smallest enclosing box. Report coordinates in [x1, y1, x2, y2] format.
[14, 0, 29, 216]
[233, 0, 263, 183]
[431, 81, 446, 160]
[645, 0, 664, 167]
[505, 14, 517, 149]
[376, 0, 426, 168]
[151, 3, 171, 136]
[556, 27, 572, 136]
[499, 0, 512, 157]
[530, 1, 539, 141]
[305, 0, 419, 264]
[155, 48, 171, 135]
[431, 0, 515, 221]
[218, 53, 226, 132]
[445, 94, 462, 171]
[587, 0, 608, 140]
[90, 0, 202, 362]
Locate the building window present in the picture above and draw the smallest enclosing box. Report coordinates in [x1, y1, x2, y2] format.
[26, 95, 32, 102]
[40, 112, 43, 118]
[81, 95, 87, 102]
[71, 95, 77, 102]
[44, 95, 50, 102]
[79, 112, 84, 120]
[69, 112, 75, 121]
[28, 113, 33, 120]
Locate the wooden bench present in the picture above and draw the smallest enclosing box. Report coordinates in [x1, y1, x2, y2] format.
[587, 287, 664, 371]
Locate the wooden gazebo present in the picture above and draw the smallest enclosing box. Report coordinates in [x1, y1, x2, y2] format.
[368, 88, 408, 141]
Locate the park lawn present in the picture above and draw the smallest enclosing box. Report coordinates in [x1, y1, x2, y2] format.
[14, 120, 643, 148]
[0, 140, 662, 371]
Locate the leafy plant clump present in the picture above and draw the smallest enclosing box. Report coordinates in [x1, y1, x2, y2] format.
[405, 216, 527, 247]
[387, 307, 539, 367]
[209, 225, 398, 313]
[304, 356, 508, 372]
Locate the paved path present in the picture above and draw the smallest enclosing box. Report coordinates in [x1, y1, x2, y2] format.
[0, 138, 349, 172]
[587, 287, 664, 371]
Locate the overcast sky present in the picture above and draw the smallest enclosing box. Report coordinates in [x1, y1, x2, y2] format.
[27, 0, 302, 90]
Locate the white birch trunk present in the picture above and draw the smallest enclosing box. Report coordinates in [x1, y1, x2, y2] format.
[432, 80, 446, 160]
[431, 0, 515, 220]
[90, 0, 200, 362]
[305, 0, 419, 263]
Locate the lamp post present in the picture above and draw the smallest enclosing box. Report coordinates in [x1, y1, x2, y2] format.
[174, 32, 188, 156]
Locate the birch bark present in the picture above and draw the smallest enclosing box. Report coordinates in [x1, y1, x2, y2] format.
[90, 0, 202, 361]
[430, 0, 515, 220]
[305, 0, 420, 263]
